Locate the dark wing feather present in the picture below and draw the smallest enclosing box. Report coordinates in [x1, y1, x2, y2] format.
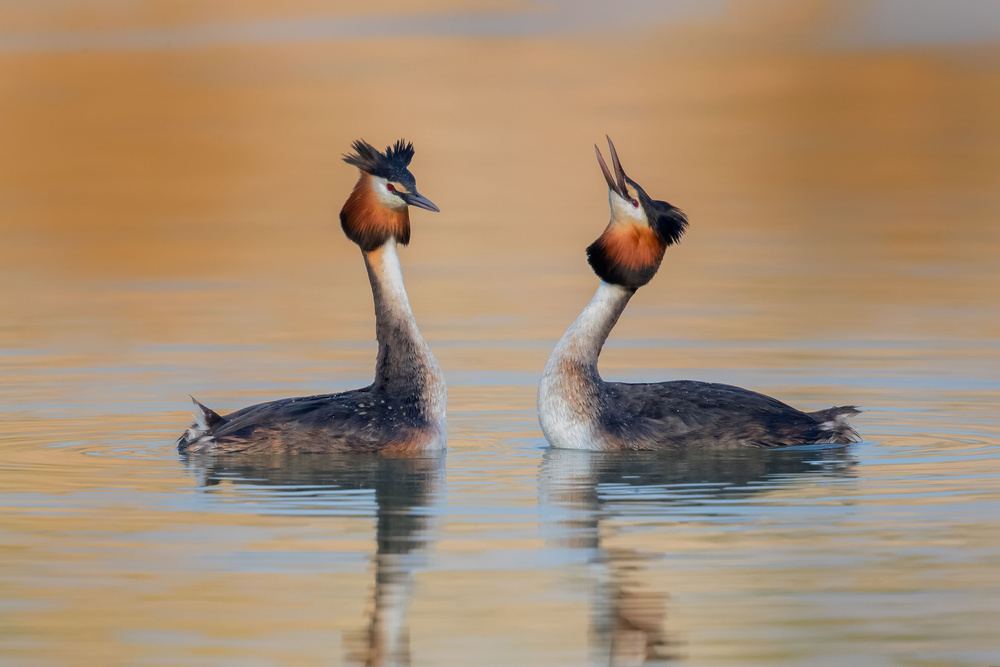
[597, 380, 853, 450]
[182, 387, 425, 454]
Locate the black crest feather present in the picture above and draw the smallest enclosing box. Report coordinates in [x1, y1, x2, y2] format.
[649, 201, 688, 247]
[343, 138, 416, 183]
[627, 178, 688, 248]
[385, 139, 414, 168]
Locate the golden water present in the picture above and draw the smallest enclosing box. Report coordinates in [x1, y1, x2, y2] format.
[2, 2, 999, 665]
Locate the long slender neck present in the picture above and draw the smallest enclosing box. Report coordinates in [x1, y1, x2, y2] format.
[548, 281, 635, 375]
[363, 239, 431, 389]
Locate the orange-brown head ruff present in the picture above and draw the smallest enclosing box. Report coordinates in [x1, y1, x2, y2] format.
[587, 137, 688, 289]
[587, 223, 666, 289]
[340, 173, 411, 252]
[339, 138, 438, 252]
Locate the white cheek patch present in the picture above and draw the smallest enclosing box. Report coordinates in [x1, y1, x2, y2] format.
[609, 189, 648, 224]
[373, 176, 407, 208]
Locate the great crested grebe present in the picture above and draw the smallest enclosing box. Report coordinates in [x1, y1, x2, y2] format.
[178, 139, 446, 455]
[537, 137, 859, 451]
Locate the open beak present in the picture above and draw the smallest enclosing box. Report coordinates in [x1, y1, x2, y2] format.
[401, 191, 440, 213]
[595, 135, 627, 197]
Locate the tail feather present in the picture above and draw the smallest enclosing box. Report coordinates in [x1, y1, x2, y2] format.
[191, 396, 225, 429]
[178, 396, 226, 453]
[809, 405, 861, 444]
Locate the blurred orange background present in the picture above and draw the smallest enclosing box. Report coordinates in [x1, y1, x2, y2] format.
[2, 0, 998, 359]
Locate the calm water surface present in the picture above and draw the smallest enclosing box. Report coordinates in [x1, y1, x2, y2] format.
[2, 2, 1000, 665]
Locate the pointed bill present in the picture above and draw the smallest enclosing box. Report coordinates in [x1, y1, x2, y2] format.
[402, 191, 440, 212]
[605, 135, 627, 194]
[595, 144, 622, 196]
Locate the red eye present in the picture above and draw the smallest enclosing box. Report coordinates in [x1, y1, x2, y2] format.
[631, 198, 639, 207]
[386, 183, 396, 192]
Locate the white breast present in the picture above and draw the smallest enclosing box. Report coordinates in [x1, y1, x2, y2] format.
[538, 374, 596, 450]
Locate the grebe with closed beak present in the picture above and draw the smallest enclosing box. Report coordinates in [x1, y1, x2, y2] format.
[537, 137, 859, 451]
[178, 139, 447, 455]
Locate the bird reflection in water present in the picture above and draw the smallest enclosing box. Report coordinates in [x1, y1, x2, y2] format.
[183, 451, 443, 667]
[539, 446, 856, 665]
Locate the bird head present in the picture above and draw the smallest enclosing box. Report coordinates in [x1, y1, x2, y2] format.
[586, 137, 687, 289]
[340, 139, 439, 251]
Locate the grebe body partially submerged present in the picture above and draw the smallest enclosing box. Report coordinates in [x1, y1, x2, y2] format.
[537, 138, 859, 451]
[178, 139, 446, 455]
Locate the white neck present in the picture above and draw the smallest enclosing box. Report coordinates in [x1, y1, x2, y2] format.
[544, 281, 634, 375]
[363, 239, 447, 421]
[537, 282, 634, 450]
[366, 239, 418, 343]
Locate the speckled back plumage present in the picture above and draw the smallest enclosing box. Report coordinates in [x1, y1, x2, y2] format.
[177, 385, 443, 455]
[177, 240, 446, 455]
